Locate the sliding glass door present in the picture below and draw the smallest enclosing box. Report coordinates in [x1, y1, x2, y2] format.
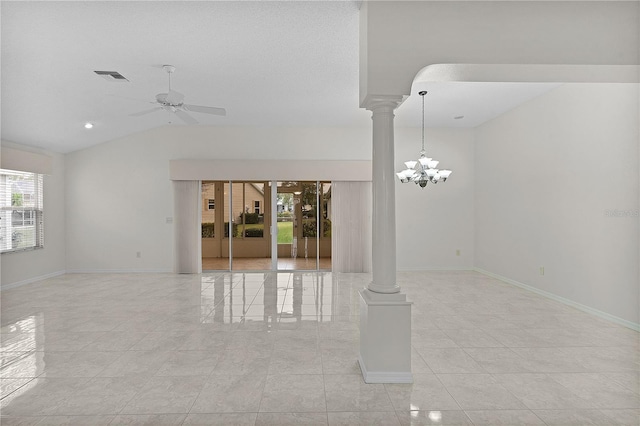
[202, 180, 331, 271]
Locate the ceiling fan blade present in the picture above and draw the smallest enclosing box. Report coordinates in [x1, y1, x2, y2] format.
[165, 89, 184, 105]
[183, 104, 226, 116]
[130, 107, 162, 117]
[174, 109, 198, 125]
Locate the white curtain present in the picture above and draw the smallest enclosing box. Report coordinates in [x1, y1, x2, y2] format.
[331, 181, 372, 273]
[173, 180, 202, 274]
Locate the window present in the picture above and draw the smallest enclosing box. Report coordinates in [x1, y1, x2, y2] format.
[208, 199, 215, 210]
[1, 169, 44, 253]
[254, 200, 260, 214]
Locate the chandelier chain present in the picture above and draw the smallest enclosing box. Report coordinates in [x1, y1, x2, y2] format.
[421, 92, 425, 152]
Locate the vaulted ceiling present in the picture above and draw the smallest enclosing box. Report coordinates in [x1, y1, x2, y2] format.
[1, 1, 559, 153]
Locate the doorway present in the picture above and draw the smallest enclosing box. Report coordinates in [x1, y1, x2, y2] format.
[201, 180, 331, 271]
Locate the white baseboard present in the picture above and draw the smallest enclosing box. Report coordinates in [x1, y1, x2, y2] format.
[398, 267, 474, 272]
[358, 354, 413, 384]
[1, 270, 66, 291]
[65, 268, 173, 274]
[474, 268, 640, 332]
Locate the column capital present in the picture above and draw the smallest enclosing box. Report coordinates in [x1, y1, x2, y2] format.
[361, 94, 407, 112]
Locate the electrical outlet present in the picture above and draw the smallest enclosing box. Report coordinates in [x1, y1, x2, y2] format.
[136, 251, 141, 258]
[456, 249, 461, 256]
[539, 266, 544, 275]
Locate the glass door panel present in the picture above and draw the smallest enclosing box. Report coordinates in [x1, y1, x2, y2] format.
[320, 182, 332, 270]
[202, 181, 229, 271]
[298, 182, 318, 271]
[231, 182, 270, 270]
[276, 181, 318, 270]
[276, 181, 296, 270]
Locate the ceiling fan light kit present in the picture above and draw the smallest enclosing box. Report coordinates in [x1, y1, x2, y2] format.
[129, 64, 226, 124]
[396, 91, 452, 188]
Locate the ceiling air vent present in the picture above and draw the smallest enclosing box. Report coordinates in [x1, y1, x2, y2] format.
[94, 70, 129, 82]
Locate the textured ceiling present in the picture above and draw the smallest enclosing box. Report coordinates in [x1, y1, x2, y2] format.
[1, 1, 559, 153]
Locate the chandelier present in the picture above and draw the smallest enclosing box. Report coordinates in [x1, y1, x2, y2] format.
[396, 91, 452, 188]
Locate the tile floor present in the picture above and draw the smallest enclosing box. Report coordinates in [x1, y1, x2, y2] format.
[0, 271, 638, 425]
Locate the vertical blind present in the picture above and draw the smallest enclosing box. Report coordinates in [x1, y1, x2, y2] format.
[173, 180, 202, 274]
[331, 181, 372, 272]
[0, 169, 44, 253]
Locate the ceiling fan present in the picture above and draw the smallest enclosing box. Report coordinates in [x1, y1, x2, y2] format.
[130, 65, 226, 124]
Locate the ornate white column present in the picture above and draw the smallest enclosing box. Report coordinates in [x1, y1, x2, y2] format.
[367, 97, 403, 293]
[358, 95, 412, 384]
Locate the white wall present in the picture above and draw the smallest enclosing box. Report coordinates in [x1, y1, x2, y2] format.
[64, 125, 474, 273]
[1, 150, 66, 287]
[475, 83, 639, 325]
[395, 127, 475, 270]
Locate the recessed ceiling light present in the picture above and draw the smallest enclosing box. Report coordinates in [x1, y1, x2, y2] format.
[84, 122, 93, 129]
[454, 115, 464, 120]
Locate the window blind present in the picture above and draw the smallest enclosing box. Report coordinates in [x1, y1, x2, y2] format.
[331, 181, 372, 272]
[0, 169, 44, 253]
[174, 180, 202, 273]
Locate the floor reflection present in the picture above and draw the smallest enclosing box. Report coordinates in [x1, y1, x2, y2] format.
[202, 257, 332, 271]
[0, 315, 44, 402]
[201, 272, 336, 327]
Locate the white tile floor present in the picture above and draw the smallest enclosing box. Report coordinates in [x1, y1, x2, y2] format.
[0, 271, 638, 425]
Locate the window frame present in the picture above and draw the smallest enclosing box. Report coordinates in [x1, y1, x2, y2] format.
[0, 169, 44, 254]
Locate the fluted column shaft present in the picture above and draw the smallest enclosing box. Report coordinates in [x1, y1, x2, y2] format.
[366, 97, 403, 294]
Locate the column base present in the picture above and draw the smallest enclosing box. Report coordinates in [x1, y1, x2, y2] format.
[367, 282, 401, 294]
[358, 289, 413, 384]
[358, 354, 413, 384]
